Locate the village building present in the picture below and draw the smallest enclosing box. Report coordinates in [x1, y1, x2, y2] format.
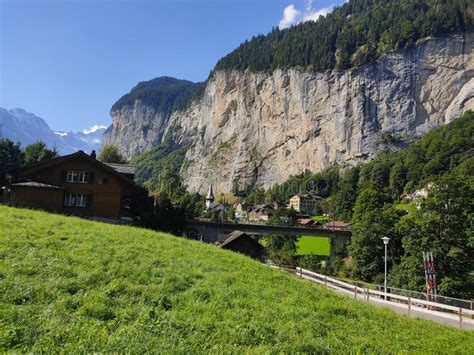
[248, 204, 274, 222]
[296, 218, 322, 226]
[289, 194, 318, 213]
[7, 150, 145, 219]
[205, 184, 215, 209]
[216, 230, 264, 259]
[233, 202, 248, 220]
[323, 220, 351, 231]
[205, 184, 227, 212]
[400, 183, 434, 208]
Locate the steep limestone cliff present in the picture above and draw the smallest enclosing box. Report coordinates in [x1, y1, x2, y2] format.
[104, 33, 474, 193]
[103, 77, 201, 156]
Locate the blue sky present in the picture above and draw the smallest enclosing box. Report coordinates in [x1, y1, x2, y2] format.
[0, 0, 342, 132]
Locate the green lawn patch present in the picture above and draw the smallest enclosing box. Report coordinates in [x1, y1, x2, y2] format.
[1, 206, 473, 352]
[311, 215, 330, 223]
[297, 236, 330, 256]
[394, 202, 417, 213]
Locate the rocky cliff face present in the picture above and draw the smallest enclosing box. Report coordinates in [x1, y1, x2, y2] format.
[104, 32, 474, 193]
[103, 103, 170, 156]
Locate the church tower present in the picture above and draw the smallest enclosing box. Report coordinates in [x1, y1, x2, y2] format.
[206, 184, 215, 209]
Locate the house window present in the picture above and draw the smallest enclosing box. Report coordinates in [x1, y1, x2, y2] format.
[67, 171, 89, 183]
[64, 193, 88, 207]
[76, 194, 88, 207]
[67, 171, 78, 182]
[98, 178, 108, 185]
[64, 193, 76, 206]
[78, 171, 89, 183]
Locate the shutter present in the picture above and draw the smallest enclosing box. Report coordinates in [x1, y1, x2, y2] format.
[87, 194, 93, 207]
[61, 170, 67, 183]
[88, 171, 95, 184]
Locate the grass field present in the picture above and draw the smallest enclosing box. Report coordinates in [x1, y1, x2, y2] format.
[1, 206, 473, 352]
[296, 236, 330, 256]
[394, 202, 417, 213]
[311, 215, 330, 223]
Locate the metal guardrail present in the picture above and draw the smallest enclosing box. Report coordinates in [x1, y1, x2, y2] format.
[337, 277, 474, 311]
[296, 267, 474, 328]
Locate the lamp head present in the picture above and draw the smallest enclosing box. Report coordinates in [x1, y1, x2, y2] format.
[381, 237, 391, 245]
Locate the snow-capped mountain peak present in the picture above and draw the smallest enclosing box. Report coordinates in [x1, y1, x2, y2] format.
[0, 107, 107, 154]
[83, 124, 107, 135]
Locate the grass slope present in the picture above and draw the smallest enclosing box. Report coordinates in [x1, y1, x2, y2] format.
[1, 206, 473, 352]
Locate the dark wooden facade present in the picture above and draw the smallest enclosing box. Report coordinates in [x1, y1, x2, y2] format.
[217, 230, 264, 259]
[9, 151, 143, 218]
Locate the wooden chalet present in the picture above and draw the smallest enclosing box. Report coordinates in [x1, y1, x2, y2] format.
[216, 230, 264, 259]
[7, 150, 146, 218]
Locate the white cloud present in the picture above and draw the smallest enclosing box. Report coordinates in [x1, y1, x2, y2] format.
[83, 124, 107, 134]
[278, 0, 335, 29]
[279, 5, 301, 29]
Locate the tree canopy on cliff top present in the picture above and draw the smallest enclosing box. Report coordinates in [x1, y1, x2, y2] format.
[214, 0, 474, 73]
[111, 76, 204, 114]
[111, 1, 473, 114]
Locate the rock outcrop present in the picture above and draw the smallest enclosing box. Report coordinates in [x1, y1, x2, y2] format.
[104, 32, 474, 193]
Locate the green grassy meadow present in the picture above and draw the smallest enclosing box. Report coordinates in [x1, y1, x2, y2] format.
[311, 215, 330, 223]
[394, 202, 417, 214]
[1, 206, 473, 352]
[296, 236, 330, 256]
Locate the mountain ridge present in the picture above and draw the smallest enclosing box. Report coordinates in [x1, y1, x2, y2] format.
[103, 0, 474, 193]
[0, 107, 105, 155]
[104, 31, 474, 193]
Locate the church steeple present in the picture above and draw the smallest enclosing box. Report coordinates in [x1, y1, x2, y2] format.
[206, 184, 215, 209]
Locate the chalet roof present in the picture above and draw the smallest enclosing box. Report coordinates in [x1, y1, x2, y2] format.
[292, 193, 323, 199]
[10, 181, 63, 189]
[209, 203, 225, 211]
[251, 204, 274, 213]
[218, 230, 255, 248]
[20, 151, 134, 184]
[323, 221, 351, 229]
[105, 163, 135, 175]
[296, 218, 315, 225]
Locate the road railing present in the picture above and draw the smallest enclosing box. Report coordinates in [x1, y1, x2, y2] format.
[296, 267, 474, 328]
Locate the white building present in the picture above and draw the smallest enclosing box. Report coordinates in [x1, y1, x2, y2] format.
[206, 184, 215, 209]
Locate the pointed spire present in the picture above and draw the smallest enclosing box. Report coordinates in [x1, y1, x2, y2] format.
[206, 183, 214, 201]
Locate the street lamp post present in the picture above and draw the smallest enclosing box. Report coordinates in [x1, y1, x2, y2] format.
[381, 237, 390, 300]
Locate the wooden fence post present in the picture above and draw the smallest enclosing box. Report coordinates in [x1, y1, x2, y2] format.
[459, 308, 463, 329]
[408, 297, 411, 316]
[354, 286, 357, 299]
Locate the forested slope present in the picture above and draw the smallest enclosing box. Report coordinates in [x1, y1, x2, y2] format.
[215, 0, 474, 73]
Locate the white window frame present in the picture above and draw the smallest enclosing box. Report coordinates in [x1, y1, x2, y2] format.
[76, 194, 87, 207]
[64, 193, 76, 206]
[78, 171, 89, 183]
[67, 171, 78, 182]
[64, 193, 88, 207]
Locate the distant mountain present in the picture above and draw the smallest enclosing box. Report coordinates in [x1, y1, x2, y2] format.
[0, 107, 106, 155]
